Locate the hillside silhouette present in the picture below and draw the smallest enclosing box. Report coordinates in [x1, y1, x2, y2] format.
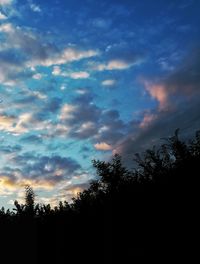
[0, 129, 198, 263]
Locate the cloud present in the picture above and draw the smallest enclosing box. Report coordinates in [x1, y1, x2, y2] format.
[0, 144, 22, 154]
[94, 142, 112, 151]
[41, 97, 63, 114]
[0, 47, 26, 85]
[52, 65, 61, 76]
[0, 175, 56, 196]
[139, 112, 157, 129]
[94, 59, 137, 71]
[0, 114, 16, 132]
[20, 134, 43, 144]
[52, 66, 90, 79]
[30, 3, 41, 12]
[11, 91, 46, 108]
[0, 22, 98, 85]
[0, 23, 13, 33]
[59, 102, 100, 139]
[32, 73, 43, 80]
[0, 11, 7, 19]
[116, 49, 200, 163]
[0, 112, 51, 135]
[57, 92, 128, 144]
[102, 79, 116, 86]
[95, 110, 127, 145]
[60, 104, 77, 121]
[9, 153, 81, 183]
[73, 121, 97, 139]
[0, 0, 12, 5]
[36, 48, 98, 67]
[68, 71, 90, 79]
[144, 82, 169, 110]
[58, 182, 90, 202]
[92, 49, 145, 71]
[91, 18, 112, 29]
[0, 113, 33, 135]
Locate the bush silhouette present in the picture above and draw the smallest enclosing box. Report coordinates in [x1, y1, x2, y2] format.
[0, 129, 199, 262]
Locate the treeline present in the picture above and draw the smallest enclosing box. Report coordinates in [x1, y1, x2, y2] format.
[0, 129, 199, 263]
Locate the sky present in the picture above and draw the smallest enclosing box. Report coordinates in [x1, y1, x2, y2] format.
[0, 0, 200, 208]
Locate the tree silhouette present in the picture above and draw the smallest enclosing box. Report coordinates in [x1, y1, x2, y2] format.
[0, 129, 199, 262]
[24, 185, 35, 216]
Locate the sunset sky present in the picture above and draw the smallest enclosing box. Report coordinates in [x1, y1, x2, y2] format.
[0, 0, 200, 208]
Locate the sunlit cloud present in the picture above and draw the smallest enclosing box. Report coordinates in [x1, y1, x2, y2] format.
[60, 104, 77, 120]
[32, 73, 43, 80]
[144, 81, 169, 110]
[0, 176, 55, 191]
[36, 48, 99, 67]
[94, 59, 133, 71]
[0, 112, 51, 135]
[52, 67, 90, 79]
[68, 71, 90, 79]
[0, 22, 99, 85]
[0, 23, 13, 33]
[102, 79, 116, 86]
[139, 112, 157, 129]
[94, 142, 112, 151]
[52, 65, 61, 76]
[93, 56, 143, 71]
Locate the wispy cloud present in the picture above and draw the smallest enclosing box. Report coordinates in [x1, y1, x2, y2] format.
[94, 59, 140, 71]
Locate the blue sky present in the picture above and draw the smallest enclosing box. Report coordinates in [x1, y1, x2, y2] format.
[0, 0, 200, 208]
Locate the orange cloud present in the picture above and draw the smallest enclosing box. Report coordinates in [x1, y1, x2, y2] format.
[0, 176, 55, 193]
[139, 113, 157, 128]
[144, 81, 168, 110]
[94, 142, 112, 151]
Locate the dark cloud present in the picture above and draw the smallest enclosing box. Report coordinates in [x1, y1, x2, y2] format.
[60, 92, 101, 139]
[60, 91, 128, 144]
[0, 49, 25, 66]
[164, 48, 200, 95]
[46, 142, 74, 151]
[81, 145, 90, 152]
[63, 182, 90, 192]
[117, 49, 200, 163]
[118, 99, 200, 160]
[105, 41, 146, 64]
[33, 97, 63, 121]
[14, 95, 38, 105]
[20, 134, 43, 144]
[0, 144, 22, 154]
[96, 109, 127, 145]
[10, 152, 81, 182]
[42, 97, 63, 113]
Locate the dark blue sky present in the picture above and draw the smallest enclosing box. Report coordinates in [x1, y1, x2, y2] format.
[0, 0, 200, 207]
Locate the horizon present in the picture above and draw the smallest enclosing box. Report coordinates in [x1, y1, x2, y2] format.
[0, 0, 200, 209]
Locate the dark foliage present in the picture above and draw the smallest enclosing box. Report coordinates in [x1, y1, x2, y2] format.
[0, 130, 199, 263]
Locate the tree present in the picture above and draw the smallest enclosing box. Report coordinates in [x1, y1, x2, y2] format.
[24, 185, 35, 216]
[92, 154, 128, 191]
